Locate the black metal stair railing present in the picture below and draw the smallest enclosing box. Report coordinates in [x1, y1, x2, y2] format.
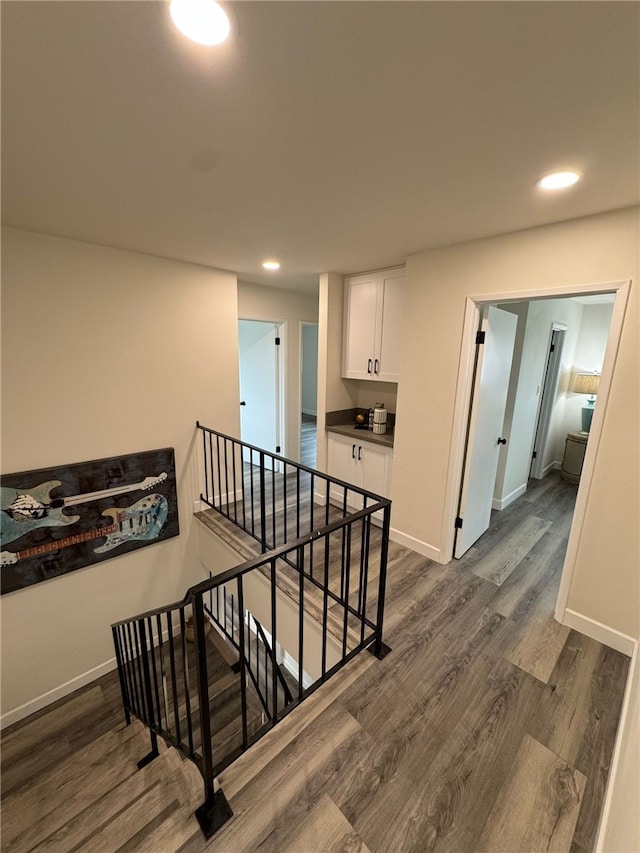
[204, 581, 294, 720]
[111, 422, 392, 840]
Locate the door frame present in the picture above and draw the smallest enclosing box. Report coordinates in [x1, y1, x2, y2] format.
[440, 279, 630, 623]
[299, 321, 319, 463]
[530, 324, 567, 480]
[238, 317, 286, 459]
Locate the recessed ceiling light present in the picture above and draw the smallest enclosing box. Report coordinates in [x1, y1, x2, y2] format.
[262, 260, 280, 271]
[169, 0, 230, 46]
[536, 171, 581, 191]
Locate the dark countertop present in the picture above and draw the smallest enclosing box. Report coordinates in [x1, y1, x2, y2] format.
[326, 423, 394, 448]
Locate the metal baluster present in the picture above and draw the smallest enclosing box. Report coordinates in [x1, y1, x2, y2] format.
[137, 619, 159, 766]
[216, 435, 222, 513]
[342, 523, 352, 657]
[166, 613, 182, 746]
[250, 448, 256, 537]
[112, 627, 131, 725]
[283, 461, 288, 545]
[224, 438, 230, 518]
[259, 452, 267, 551]
[156, 613, 170, 731]
[147, 616, 162, 733]
[371, 504, 392, 658]
[271, 456, 276, 548]
[361, 513, 372, 645]
[237, 579, 249, 747]
[321, 532, 330, 679]
[231, 439, 238, 525]
[270, 558, 278, 722]
[296, 467, 301, 540]
[179, 609, 194, 756]
[192, 596, 215, 803]
[208, 431, 214, 507]
[298, 546, 305, 701]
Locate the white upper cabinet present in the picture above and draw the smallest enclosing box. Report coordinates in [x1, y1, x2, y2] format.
[342, 267, 405, 382]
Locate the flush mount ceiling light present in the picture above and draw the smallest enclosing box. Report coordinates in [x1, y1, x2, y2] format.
[536, 170, 581, 191]
[262, 260, 281, 271]
[169, 0, 230, 46]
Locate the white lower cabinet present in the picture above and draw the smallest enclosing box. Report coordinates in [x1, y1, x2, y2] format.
[326, 433, 392, 519]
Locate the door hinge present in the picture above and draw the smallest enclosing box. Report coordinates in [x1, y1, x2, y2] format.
[550, 343, 555, 352]
[475, 331, 486, 345]
[455, 516, 463, 529]
[275, 336, 281, 346]
[532, 451, 537, 459]
[276, 445, 281, 453]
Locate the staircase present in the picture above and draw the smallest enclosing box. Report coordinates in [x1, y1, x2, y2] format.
[107, 423, 392, 839]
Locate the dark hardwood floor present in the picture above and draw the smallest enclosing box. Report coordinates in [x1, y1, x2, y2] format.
[1, 472, 630, 852]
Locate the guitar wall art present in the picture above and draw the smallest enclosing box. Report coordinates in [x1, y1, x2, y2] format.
[0, 448, 179, 594]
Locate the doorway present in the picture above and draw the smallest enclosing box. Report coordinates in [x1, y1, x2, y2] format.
[300, 322, 318, 467]
[445, 281, 628, 621]
[238, 320, 284, 459]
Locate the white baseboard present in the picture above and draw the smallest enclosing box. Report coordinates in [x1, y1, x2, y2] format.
[301, 408, 317, 417]
[595, 640, 639, 852]
[1, 622, 178, 730]
[492, 483, 527, 511]
[389, 527, 441, 563]
[194, 489, 244, 514]
[560, 608, 636, 656]
[1, 656, 119, 730]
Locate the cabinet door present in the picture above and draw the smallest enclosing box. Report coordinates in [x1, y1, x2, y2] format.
[327, 434, 360, 505]
[360, 443, 392, 499]
[342, 275, 380, 380]
[376, 270, 405, 382]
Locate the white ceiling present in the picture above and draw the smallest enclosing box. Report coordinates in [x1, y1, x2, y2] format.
[2, 1, 639, 292]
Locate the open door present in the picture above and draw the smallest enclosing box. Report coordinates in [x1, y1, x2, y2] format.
[454, 306, 517, 558]
[238, 320, 283, 461]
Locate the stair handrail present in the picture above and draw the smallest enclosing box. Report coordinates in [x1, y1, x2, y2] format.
[112, 425, 392, 840]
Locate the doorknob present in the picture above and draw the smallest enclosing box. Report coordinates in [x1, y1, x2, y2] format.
[497, 437, 507, 445]
[240, 401, 246, 406]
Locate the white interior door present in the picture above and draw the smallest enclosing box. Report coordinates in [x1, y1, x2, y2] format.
[455, 306, 518, 558]
[238, 320, 281, 459]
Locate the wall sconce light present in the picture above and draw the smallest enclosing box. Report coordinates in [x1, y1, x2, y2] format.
[571, 372, 601, 433]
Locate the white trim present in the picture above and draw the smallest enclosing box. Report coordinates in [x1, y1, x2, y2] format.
[594, 641, 639, 852]
[389, 527, 441, 563]
[1, 657, 118, 729]
[554, 280, 631, 621]
[492, 483, 527, 511]
[1, 622, 177, 729]
[195, 489, 244, 514]
[301, 407, 317, 417]
[560, 608, 636, 656]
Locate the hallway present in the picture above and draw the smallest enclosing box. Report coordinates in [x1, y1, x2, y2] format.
[1, 475, 629, 853]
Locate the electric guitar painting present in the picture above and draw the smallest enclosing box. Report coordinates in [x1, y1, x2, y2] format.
[0, 474, 168, 546]
[0, 494, 169, 566]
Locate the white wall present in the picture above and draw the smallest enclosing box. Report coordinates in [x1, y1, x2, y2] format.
[238, 281, 318, 462]
[316, 273, 357, 473]
[393, 206, 639, 640]
[301, 323, 318, 416]
[1, 227, 240, 723]
[562, 302, 614, 440]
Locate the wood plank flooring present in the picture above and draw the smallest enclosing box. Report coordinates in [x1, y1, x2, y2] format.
[1, 472, 630, 853]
